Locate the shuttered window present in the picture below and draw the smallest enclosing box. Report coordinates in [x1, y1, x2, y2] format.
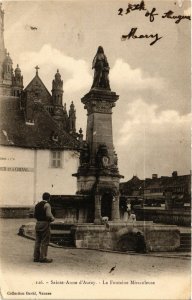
[51, 151, 62, 168]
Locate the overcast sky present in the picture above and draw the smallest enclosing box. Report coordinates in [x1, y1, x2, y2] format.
[3, 0, 191, 180]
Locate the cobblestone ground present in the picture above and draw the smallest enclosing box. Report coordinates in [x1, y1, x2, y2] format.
[0, 219, 191, 300]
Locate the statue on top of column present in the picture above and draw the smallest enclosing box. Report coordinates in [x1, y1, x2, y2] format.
[91, 46, 110, 90]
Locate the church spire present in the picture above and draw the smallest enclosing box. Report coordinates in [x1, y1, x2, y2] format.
[68, 101, 76, 134]
[63, 103, 68, 131]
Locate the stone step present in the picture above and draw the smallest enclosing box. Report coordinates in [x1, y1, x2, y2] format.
[51, 240, 75, 247]
[51, 234, 74, 239]
[50, 224, 75, 247]
[180, 239, 191, 244]
[50, 223, 74, 230]
[50, 235, 75, 246]
[180, 239, 191, 242]
[177, 247, 191, 252]
[180, 247, 191, 251]
[179, 240, 191, 244]
[179, 241, 191, 245]
[51, 239, 74, 244]
[180, 242, 191, 247]
[177, 232, 191, 252]
[177, 233, 191, 252]
[180, 246, 191, 250]
[51, 230, 71, 235]
[180, 236, 191, 242]
[180, 233, 191, 240]
[180, 234, 191, 238]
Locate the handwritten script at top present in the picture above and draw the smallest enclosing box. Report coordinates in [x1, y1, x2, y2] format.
[118, 1, 191, 46]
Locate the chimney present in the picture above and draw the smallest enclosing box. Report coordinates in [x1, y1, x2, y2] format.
[172, 171, 178, 177]
[152, 174, 158, 179]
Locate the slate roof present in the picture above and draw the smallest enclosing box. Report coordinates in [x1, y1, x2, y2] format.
[0, 96, 79, 150]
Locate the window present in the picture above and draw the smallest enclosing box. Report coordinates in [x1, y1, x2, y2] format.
[51, 151, 62, 168]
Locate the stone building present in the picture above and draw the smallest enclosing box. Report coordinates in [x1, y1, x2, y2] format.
[0, 4, 81, 216]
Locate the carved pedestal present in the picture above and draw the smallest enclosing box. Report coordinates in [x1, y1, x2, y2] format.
[74, 88, 123, 223]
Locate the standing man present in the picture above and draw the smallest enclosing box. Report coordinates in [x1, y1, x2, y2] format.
[33, 192, 55, 263]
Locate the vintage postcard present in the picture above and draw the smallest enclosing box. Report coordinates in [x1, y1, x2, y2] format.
[0, 0, 191, 299]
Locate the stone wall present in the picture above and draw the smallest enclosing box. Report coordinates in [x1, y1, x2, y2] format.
[0, 207, 31, 218]
[73, 222, 180, 252]
[145, 226, 180, 251]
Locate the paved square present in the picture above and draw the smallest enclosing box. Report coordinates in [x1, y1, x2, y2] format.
[0, 219, 191, 299]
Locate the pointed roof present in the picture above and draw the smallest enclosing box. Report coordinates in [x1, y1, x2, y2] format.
[24, 68, 52, 105]
[25, 73, 51, 96]
[15, 64, 21, 74]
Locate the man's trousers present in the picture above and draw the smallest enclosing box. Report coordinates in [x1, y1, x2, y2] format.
[34, 221, 50, 260]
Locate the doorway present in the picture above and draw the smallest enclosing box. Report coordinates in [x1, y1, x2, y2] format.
[101, 193, 112, 220]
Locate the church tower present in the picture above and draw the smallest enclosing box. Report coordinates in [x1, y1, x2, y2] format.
[52, 69, 64, 127]
[52, 69, 63, 106]
[12, 64, 23, 96]
[0, 3, 14, 96]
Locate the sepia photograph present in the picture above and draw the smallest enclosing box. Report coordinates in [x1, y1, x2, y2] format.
[0, 0, 191, 299]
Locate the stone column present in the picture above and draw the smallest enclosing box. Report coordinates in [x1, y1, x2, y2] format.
[94, 194, 102, 224]
[111, 195, 120, 221]
[78, 208, 85, 223]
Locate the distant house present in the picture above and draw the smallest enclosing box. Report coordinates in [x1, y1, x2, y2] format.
[0, 5, 82, 213]
[120, 172, 191, 209]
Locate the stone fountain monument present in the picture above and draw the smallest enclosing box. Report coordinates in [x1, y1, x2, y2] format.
[74, 46, 123, 225]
